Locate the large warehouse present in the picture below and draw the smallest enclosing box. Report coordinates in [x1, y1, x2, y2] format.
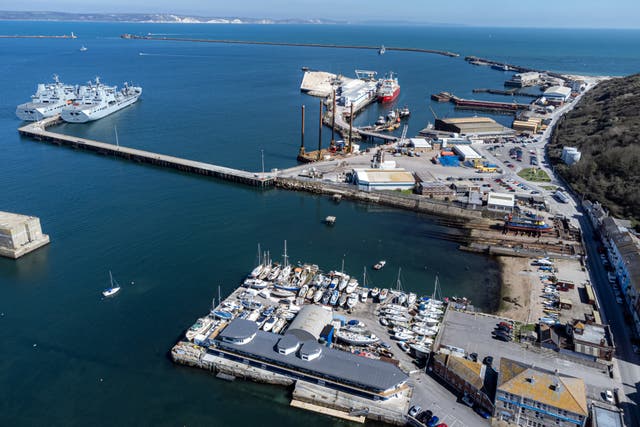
[352, 168, 416, 192]
[434, 117, 509, 135]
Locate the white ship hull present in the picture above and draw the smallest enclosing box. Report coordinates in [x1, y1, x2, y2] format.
[61, 94, 141, 123]
[16, 101, 69, 121]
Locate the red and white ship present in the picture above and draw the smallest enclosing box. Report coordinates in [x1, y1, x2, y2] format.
[377, 72, 400, 103]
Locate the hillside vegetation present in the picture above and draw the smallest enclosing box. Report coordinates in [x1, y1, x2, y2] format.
[548, 74, 640, 223]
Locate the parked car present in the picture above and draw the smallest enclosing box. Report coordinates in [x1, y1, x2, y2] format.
[474, 406, 492, 419]
[469, 352, 478, 362]
[498, 322, 513, 329]
[409, 405, 422, 417]
[493, 334, 510, 342]
[427, 416, 440, 427]
[417, 410, 433, 423]
[604, 389, 615, 404]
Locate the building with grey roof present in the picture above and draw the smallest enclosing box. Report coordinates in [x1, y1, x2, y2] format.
[212, 319, 408, 400]
[286, 304, 332, 342]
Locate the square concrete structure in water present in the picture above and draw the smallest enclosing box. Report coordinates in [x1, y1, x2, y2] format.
[0, 211, 50, 259]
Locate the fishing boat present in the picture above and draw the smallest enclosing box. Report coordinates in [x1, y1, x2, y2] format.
[102, 271, 121, 297]
[335, 329, 379, 346]
[378, 288, 389, 302]
[373, 260, 386, 270]
[399, 105, 410, 118]
[185, 317, 214, 341]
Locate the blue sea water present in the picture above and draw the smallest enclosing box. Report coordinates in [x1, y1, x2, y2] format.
[1, 22, 639, 426]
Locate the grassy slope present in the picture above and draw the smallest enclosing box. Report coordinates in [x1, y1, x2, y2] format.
[549, 74, 640, 223]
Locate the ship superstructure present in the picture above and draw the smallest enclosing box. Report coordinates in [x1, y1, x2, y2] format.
[16, 75, 77, 121]
[60, 78, 142, 123]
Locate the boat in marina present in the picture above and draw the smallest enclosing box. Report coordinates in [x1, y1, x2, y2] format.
[335, 329, 379, 346]
[407, 292, 417, 306]
[377, 72, 400, 103]
[268, 265, 281, 281]
[410, 343, 431, 358]
[378, 288, 389, 302]
[272, 318, 287, 334]
[338, 276, 349, 292]
[360, 288, 369, 303]
[399, 105, 410, 118]
[274, 282, 301, 292]
[185, 317, 214, 341]
[212, 310, 233, 320]
[394, 331, 414, 341]
[16, 74, 78, 121]
[306, 287, 317, 300]
[321, 290, 332, 305]
[313, 289, 324, 303]
[370, 288, 380, 298]
[241, 300, 263, 310]
[338, 293, 348, 307]
[375, 115, 386, 126]
[249, 264, 263, 278]
[504, 213, 553, 233]
[102, 271, 121, 297]
[345, 278, 358, 294]
[373, 260, 386, 270]
[329, 290, 340, 305]
[244, 278, 268, 289]
[397, 341, 411, 353]
[346, 294, 358, 309]
[258, 289, 270, 299]
[271, 289, 296, 298]
[298, 284, 309, 298]
[61, 78, 142, 123]
[380, 317, 389, 326]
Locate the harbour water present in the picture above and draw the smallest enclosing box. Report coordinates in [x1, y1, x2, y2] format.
[1, 22, 640, 426]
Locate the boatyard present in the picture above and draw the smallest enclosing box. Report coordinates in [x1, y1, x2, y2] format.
[171, 244, 462, 425]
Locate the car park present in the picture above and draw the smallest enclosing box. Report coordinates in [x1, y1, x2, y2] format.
[427, 415, 440, 427]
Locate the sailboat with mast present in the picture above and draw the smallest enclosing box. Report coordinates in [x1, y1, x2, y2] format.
[102, 271, 121, 297]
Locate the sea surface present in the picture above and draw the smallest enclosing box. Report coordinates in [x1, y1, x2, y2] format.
[1, 22, 639, 426]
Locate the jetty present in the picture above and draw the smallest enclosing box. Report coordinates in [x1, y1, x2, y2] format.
[0, 33, 77, 39]
[121, 34, 459, 57]
[18, 116, 274, 187]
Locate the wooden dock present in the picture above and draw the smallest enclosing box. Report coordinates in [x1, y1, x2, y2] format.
[18, 116, 274, 188]
[121, 34, 459, 57]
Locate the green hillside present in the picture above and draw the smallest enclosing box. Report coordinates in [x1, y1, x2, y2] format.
[548, 74, 640, 224]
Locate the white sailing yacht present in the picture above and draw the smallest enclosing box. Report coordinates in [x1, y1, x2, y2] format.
[102, 271, 121, 297]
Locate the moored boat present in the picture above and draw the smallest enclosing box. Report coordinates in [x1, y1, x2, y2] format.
[377, 72, 400, 103]
[373, 260, 386, 270]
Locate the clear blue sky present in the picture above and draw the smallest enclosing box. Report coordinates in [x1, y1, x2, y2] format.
[0, 0, 637, 28]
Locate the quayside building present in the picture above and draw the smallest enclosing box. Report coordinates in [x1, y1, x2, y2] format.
[208, 318, 409, 400]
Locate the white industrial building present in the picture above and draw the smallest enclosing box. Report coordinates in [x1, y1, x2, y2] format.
[561, 146, 582, 165]
[544, 86, 572, 102]
[487, 193, 515, 212]
[452, 145, 482, 161]
[352, 168, 415, 192]
[408, 138, 432, 152]
[512, 72, 540, 86]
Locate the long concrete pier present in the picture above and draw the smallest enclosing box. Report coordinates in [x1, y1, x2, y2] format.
[0, 34, 77, 39]
[18, 116, 274, 187]
[121, 34, 460, 57]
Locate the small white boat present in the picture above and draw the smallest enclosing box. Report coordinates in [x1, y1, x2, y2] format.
[313, 289, 324, 303]
[306, 286, 316, 300]
[373, 260, 386, 270]
[267, 265, 281, 281]
[345, 279, 358, 294]
[244, 278, 268, 289]
[375, 116, 386, 126]
[258, 289, 270, 299]
[378, 45, 385, 55]
[298, 284, 309, 298]
[360, 288, 369, 302]
[407, 292, 417, 305]
[410, 343, 431, 358]
[379, 317, 389, 326]
[335, 329, 379, 346]
[79, 45, 88, 52]
[102, 271, 121, 297]
[271, 289, 296, 298]
[250, 264, 263, 278]
[346, 294, 358, 309]
[394, 331, 415, 341]
[378, 288, 389, 301]
[370, 287, 380, 298]
[338, 293, 348, 307]
[397, 341, 411, 353]
[272, 318, 287, 334]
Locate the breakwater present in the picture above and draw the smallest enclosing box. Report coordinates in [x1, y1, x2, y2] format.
[121, 34, 459, 57]
[18, 116, 274, 187]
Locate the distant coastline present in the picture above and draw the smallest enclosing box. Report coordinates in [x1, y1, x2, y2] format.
[0, 11, 345, 25]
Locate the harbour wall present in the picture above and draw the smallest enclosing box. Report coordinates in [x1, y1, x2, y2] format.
[274, 177, 486, 221]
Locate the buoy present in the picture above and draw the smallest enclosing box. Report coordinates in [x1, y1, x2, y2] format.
[33, 344, 37, 348]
